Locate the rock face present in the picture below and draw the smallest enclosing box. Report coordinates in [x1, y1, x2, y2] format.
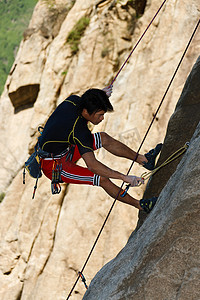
[9, 84, 40, 111]
[83, 56, 200, 300]
[0, 0, 199, 299]
[138, 55, 200, 228]
[83, 127, 200, 300]
[144, 56, 200, 200]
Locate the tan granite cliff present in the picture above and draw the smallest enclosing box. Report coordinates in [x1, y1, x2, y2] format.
[0, 0, 199, 299]
[83, 56, 200, 300]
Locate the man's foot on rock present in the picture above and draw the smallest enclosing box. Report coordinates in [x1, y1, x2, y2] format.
[140, 196, 158, 213]
[143, 143, 162, 170]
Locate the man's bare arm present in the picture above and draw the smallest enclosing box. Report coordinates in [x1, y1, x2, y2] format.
[82, 152, 144, 186]
[82, 151, 125, 180]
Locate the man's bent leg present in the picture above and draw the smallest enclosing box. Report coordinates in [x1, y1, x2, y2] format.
[100, 176, 142, 210]
[61, 160, 100, 186]
[100, 132, 147, 166]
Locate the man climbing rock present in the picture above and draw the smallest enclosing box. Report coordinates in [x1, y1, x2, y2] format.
[38, 87, 161, 213]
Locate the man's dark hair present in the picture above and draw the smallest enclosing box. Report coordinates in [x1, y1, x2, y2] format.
[77, 88, 114, 115]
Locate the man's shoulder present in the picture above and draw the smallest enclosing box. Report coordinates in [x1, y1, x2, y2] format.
[64, 94, 81, 106]
[55, 95, 80, 113]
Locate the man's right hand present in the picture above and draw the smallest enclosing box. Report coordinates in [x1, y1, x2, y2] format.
[124, 175, 144, 187]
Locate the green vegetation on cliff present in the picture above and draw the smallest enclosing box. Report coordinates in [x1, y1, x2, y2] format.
[0, 0, 37, 95]
[66, 16, 90, 55]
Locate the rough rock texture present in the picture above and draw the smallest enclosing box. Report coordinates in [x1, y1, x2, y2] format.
[83, 121, 200, 300]
[0, 0, 199, 299]
[137, 55, 200, 228]
[83, 55, 200, 299]
[144, 56, 200, 199]
[9, 84, 40, 111]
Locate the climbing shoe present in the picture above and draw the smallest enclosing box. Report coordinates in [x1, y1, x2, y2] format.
[143, 143, 162, 170]
[140, 196, 158, 213]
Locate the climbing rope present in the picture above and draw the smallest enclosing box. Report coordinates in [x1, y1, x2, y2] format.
[66, 15, 200, 300]
[110, 0, 168, 85]
[121, 142, 190, 196]
[140, 142, 190, 182]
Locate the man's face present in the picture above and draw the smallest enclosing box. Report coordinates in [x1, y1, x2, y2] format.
[82, 109, 106, 125]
